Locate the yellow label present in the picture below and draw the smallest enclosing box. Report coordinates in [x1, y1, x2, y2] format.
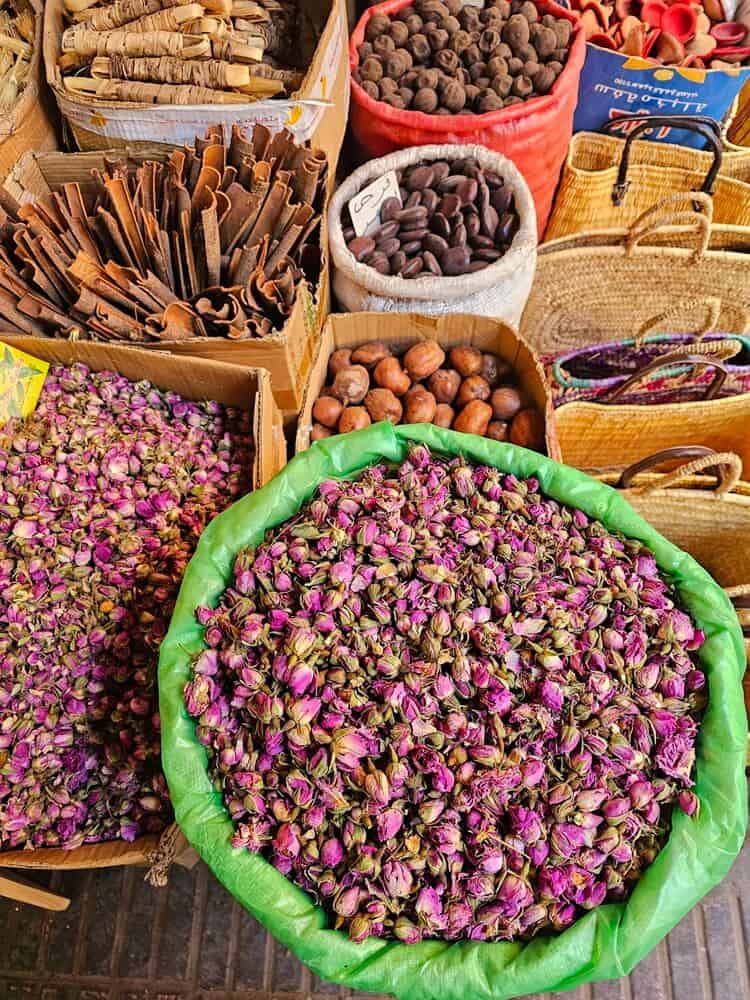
[285, 105, 303, 127]
[0, 342, 49, 425]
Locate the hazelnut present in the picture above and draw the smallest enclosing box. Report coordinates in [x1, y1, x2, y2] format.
[433, 402, 455, 428]
[385, 49, 412, 77]
[553, 19, 572, 47]
[533, 65, 556, 94]
[449, 345, 483, 376]
[443, 14, 461, 33]
[427, 27, 449, 50]
[389, 20, 410, 46]
[413, 87, 439, 112]
[478, 91, 505, 112]
[416, 67, 440, 88]
[360, 56, 384, 83]
[361, 79, 379, 99]
[332, 365, 370, 404]
[373, 34, 396, 56]
[480, 28, 502, 53]
[487, 420, 510, 441]
[492, 41, 514, 60]
[450, 29, 473, 54]
[378, 77, 399, 95]
[469, 61, 488, 82]
[512, 74, 534, 98]
[403, 341, 446, 380]
[310, 423, 333, 441]
[523, 60, 540, 78]
[383, 94, 406, 109]
[436, 48, 460, 72]
[404, 387, 438, 423]
[404, 12, 424, 33]
[374, 356, 412, 396]
[400, 87, 414, 108]
[503, 14, 530, 47]
[441, 80, 466, 112]
[456, 374, 491, 407]
[507, 56, 524, 75]
[487, 54, 508, 76]
[490, 73, 512, 97]
[338, 406, 372, 433]
[428, 368, 461, 403]
[491, 385, 523, 420]
[358, 41, 374, 59]
[534, 25, 558, 58]
[352, 341, 392, 367]
[509, 407, 545, 451]
[519, 0, 539, 21]
[463, 43, 482, 66]
[408, 32, 432, 61]
[516, 43, 537, 63]
[312, 395, 344, 428]
[365, 13, 391, 41]
[365, 387, 403, 424]
[328, 348, 352, 378]
[453, 399, 493, 435]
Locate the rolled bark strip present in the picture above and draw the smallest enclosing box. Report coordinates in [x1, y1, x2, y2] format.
[236, 60, 303, 89]
[183, 15, 230, 35]
[60, 28, 210, 59]
[71, 0, 193, 29]
[92, 54, 253, 87]
[64, 75, 249, 103]
[235, 75, 284, 96]
[114, 3, 205, 34]
[211, 37, 264, 63]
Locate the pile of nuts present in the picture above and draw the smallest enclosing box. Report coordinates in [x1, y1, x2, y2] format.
[310, 339, 545, 449]
[343, 157, 519, 279]
[353, 0, 573, 114]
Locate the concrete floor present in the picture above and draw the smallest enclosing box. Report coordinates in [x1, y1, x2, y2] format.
[2, 840, 750, 1000]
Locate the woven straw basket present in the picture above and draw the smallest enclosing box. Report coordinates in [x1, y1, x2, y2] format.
[727, 80, 750, 149]
[0, 0, 57, 181]
[522, 195, 750, 474]
[594, 448, 750, 724]
[545, 115, 750, 241]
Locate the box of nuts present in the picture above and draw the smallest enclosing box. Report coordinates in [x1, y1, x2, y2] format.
[295, 311, 558, 457]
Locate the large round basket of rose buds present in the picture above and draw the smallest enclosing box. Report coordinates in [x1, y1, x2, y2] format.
[158, 422, 747, 1000]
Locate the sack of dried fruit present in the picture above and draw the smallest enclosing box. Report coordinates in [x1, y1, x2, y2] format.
[159, 422, 746, 1000]
[328, 144, 536, 324]
[348, 0, 585, 235]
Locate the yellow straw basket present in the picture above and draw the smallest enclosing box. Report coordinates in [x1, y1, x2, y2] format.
[545, 118, 750, 241]
[593, 448, 750, 730]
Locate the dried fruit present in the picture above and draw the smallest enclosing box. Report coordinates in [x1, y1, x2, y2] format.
[332, 366, 370, 405]
[403, 341, 446, 380]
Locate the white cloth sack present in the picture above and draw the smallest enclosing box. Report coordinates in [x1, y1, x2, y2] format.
[328, 143, 537, 327]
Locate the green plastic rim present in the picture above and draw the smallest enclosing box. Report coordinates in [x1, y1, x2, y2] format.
[158, 422, 747, 1000]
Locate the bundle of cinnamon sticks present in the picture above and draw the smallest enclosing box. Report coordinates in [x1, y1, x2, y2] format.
[0, 124, 326, 341]
[60, 0, 315, 104]
[0, 0, 35, 114]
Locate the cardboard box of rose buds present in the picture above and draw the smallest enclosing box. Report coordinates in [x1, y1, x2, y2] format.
[0, 339, 284, 890]
[0, 338, 287, 487]
[43, 0, 349, 173]
[2, 146, 330, 421]
[295, 312, 560, 458]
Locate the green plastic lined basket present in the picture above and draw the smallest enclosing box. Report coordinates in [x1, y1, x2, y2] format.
[158, 422, 747, 1000]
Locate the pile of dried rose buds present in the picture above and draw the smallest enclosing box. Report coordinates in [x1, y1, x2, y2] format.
[188, 444, 705, 943]
[0, 364, 253, 851]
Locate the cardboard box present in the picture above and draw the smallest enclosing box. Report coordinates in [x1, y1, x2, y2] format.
[2, 148, 329, 420]
[295, 312, 559, 458]
[43, 0, 349, 172]
[0, 340, 285, 887]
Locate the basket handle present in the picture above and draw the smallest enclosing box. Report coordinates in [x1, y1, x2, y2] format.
[601, 114, 723, 207]
[605, 339, 741, 403]
[625, 192, 713, 259]
[634, 296, 722, 347]
[617, 446, 718, 487]
[631, 451, 743, 496]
